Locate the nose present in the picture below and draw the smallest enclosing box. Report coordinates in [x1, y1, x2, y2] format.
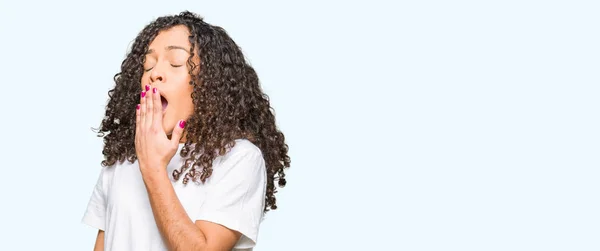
[150, 66, 165, 83]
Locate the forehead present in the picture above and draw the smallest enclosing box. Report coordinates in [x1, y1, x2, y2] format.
[148, 25, 192, 50]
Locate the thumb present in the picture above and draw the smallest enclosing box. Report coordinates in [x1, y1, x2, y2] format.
[171, 119, 186, 146]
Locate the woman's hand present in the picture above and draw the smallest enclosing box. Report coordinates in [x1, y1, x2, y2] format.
[135, 85, 186, 175]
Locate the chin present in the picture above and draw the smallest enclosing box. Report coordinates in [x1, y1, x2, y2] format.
[163, 120, 175, 135]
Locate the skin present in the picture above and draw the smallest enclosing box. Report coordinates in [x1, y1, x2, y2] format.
[93, 25, 242, 251]
[142, 25, 196, 140]
[93, 230, 103, 251]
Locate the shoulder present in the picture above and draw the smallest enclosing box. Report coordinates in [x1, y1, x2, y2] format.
[211, 139, 265, 178]
[96, 159, 133, 185]
[225, 139, 263, 159]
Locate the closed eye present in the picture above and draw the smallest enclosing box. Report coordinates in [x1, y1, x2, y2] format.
[144, 65, 180, 72]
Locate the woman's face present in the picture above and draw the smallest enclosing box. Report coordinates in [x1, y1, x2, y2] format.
[140, 25, 198, 139]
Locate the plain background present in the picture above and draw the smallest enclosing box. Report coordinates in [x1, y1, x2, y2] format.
[0, 0, 598, 250]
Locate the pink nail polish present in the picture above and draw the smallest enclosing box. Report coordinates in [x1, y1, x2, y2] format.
[141, 92, 146, 98]
[179, 120, 186, 128]
[145, 85, 150, 91]
[136, 104, 140, 110]
[153, 87, 157, 93]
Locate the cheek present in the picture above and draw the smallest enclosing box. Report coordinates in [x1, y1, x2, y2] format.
[140, 73, 149, 88]
[171, 77, 194, 110]
[178, 89, 194, 111]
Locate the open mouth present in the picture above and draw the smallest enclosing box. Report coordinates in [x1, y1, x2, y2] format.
[160, 95, 168, 112]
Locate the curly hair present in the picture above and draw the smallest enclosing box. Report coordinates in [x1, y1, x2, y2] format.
[94, 11, 290, 213]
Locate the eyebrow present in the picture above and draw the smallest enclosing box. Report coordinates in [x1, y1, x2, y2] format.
[146, 45, 190, 55]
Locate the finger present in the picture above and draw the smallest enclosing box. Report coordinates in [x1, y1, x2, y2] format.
[145, 86, 153, 130]
[140, 90, 147, 130]
[152, 87, 164, 130]
[170, 119, 186, 147]
[135, 103, 141, 140]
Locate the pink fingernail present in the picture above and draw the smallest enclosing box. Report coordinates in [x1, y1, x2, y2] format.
[145, 85, 150, 91]
[136, 104, 140, 110]
[141, 92, 146, 98]
[179, 120, 186, 128]
[153, 87, 157, 93]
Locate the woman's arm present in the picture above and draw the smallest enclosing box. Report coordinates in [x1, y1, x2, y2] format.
[93, 230, 104, 251]
[142, 169, 241, 251]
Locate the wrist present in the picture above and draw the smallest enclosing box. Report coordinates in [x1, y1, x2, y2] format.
[140, 163, 168, 178]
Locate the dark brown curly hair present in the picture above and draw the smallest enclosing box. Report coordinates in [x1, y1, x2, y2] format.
[94, 11, 290, 212]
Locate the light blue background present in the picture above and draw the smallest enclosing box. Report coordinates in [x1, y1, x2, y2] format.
[0, 0, 598, 250]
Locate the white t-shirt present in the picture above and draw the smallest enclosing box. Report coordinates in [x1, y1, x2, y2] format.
[82, 139, 267, 251]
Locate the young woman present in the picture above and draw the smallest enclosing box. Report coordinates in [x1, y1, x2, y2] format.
[82, 11, 290, 251]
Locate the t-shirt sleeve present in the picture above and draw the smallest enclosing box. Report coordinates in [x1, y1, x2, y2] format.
[194, 145, 267, 248]
[82, 167, 107, 230]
